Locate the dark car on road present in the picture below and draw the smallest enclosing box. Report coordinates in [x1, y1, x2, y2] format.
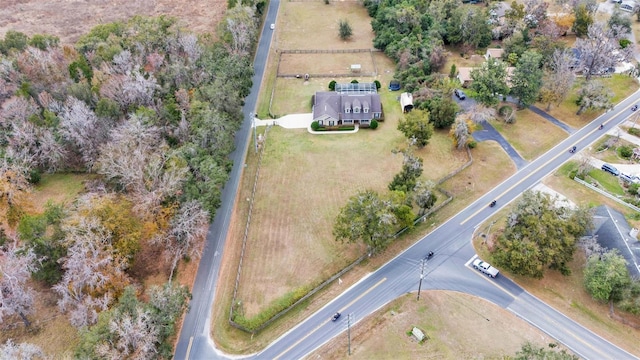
[454, 89, 466, 100]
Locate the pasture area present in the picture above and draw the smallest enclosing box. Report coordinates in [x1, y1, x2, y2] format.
[275, 1, 375, 51]
[270, 52, 396, 116]
[235, 121, 469, 319]
[277, 51, 377, 77]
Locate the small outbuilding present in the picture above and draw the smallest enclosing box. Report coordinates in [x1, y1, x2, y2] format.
[400, 92, 414, 113]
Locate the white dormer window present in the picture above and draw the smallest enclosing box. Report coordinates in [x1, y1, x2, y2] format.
[344, 101, 351, 113]
[364, 107, 369, 113]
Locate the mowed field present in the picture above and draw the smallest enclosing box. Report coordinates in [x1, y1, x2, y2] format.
[309, 292, 563, 359]
[278, 51, 377, 76]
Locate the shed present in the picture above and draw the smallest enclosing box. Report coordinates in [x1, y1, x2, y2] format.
[400, 92, 414, 113]
[485, 48, 504, 61]
[350, 64, 361, 73]
[457, 67, 474, 88]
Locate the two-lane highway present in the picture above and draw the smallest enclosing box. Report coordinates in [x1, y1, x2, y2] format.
[174, 0, 640, 354]
[252, 95, 640, 360]
[173, 1, 280, 358]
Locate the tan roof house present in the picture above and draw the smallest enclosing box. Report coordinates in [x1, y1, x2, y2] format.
[312, 83, 382, 127]
[485, 48, 504, 61]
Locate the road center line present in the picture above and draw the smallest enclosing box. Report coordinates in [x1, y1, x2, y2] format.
[273, 277, 387, 360]
[460, 121, 613, 226]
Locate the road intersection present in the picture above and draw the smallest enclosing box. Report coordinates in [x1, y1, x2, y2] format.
[174, 0, 640, 357]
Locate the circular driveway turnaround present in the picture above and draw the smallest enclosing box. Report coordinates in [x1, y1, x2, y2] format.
[174, 1, 640, 355]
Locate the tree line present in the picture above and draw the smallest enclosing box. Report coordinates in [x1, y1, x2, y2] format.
[0, 4, 259, 357]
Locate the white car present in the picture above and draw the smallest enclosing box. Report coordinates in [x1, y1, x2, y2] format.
[270, 24, 275, 30]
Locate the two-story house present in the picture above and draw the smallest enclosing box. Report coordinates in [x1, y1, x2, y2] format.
[312, 82, 383, 127]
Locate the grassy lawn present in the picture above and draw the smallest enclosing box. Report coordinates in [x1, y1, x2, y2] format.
[277, 2, 375, 50]
[279, 52, 377, 75]
[489, 108, 568, 161]
[309, 292, 563, 359]
[590, 135, 637, 164]
[32, 173, 91, 213]
[588, 169, 626, 196]
[539, 75, 639, 129]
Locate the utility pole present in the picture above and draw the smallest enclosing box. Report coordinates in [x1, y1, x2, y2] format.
[417, 258, 426, 301]
[347, 313, 353, 356]
[252, 113, 258, 153]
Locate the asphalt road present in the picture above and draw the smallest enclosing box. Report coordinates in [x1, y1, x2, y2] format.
[173, 1, 280, 358]
[252, 95, 640, 360]
[174, 0, 640, 356]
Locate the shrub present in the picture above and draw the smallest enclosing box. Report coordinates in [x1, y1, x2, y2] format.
[370, 119, 378, 129]
[628, 183, 640, 195]
[629, 127, 640, 137]
[618, 145, 633, 159]
[620, 39, 632, 49]
[28, 169, 41, 184]
[311, 121, 320, 131]
[467, 140, 477, 149]
[328, 80, 336, 91]
[374, 80, 381, 90]
[351, 79, 359, 84]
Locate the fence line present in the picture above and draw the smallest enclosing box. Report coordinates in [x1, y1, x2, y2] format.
[229, 125, 272, 321]
[280, 48, 381, 54]
[229, 145, 475, 333]
[574, 177, 640, 212]
[277, 72, 377, 78]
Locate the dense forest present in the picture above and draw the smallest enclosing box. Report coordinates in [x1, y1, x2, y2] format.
[0, 5, 258, 358]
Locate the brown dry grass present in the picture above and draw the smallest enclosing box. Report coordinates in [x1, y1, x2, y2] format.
[0, 0, 226, 45]
[276, 2, 375, 51]
[309, 291, 565, 360]
[489, 108, 569, 161]
[278, 52, 376, 76]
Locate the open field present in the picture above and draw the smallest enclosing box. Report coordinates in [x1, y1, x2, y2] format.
[0, 0, 225, 45]
[276, 2, 375, 50]
[278, 51, 377, 76]
[489, 108, 569, 161]
[538, 75, 640, 129]
[33, 173, 92, 212]
[309, 291, 566, 359]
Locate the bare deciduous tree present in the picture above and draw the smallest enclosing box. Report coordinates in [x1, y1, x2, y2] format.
[160, 200, 208, 281]
[95, 307, 159, 359]
[0, 244, 36, 327]
[450, 117, 471, 150]
[97, 115, 189, 215]
[54, 215, 129, 328]
[413, 180, 438, 216]
[576, 80, 612, 115]
[58, 96, 109, 168]
[223, 6, 257, 57]
[99, 68, 158, 109]
[575, 22, 629, 81]
[0, 339, 45, 360]
[540, 49, 576, 110]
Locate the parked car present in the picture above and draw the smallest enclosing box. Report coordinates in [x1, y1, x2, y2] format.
[620, 173, 634, 183]
[389, 80, 401, 91]
[601, 163, 620, 176]
[454, 89, 466, 100]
